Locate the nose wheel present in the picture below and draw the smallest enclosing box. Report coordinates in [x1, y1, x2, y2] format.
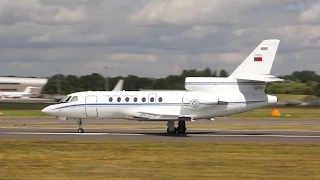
[76, 119, 84, 133]
[78, 127, 84, 133]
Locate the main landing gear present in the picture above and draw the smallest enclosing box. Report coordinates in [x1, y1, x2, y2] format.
[76, 119, 84, 133]
[167, 120, 187, 134]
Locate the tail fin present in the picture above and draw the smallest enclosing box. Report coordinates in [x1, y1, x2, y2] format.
[112, 79, 124, 91]
[229, 39, 280, 78]
[23, 87, 36, 93]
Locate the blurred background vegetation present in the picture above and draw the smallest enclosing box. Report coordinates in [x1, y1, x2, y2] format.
[40, 68, 320, 97]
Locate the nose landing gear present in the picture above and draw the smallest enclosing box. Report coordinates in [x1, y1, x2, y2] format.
[76, 119, 84, 133]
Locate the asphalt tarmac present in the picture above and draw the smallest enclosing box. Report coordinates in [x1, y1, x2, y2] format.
[0, 118, 319, 143]
[0, 128, 320, 143]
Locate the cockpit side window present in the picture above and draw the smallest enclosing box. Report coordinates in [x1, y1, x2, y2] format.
[65, 96, 72, 102]
[59, 96, 68, 103]
[58, 96, 72, 103]
[70, 96, 78, 102]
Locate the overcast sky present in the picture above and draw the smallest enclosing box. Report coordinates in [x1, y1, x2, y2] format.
[0, 0, 319, 78]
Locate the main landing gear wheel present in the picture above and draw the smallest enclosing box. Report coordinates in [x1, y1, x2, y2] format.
[167, 127, 177, 134]
[166, 120, 187, 134]
[166, 121, 176, 134]
[177, 120, 187, 134]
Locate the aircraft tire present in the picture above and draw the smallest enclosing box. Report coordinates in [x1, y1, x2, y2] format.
[78, 128, 84, 133]
[167, 128, 176, 134]
[176, 126, 186, 134]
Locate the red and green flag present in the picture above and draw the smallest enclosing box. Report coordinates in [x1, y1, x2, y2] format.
[254, 57, 262, 62]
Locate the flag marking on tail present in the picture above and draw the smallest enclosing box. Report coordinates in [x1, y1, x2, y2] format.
[254, 56, 263, 62]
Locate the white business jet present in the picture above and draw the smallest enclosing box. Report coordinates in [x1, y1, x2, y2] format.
[0, 86, 40, 99]
[42, 39, 283, 134]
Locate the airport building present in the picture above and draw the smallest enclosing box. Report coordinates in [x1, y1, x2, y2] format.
[0, 77, 48, 96]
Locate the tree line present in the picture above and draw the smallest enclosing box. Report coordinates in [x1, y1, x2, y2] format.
[41, 68, 320, 97]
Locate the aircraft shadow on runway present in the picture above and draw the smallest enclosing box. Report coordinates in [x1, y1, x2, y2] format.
[141, 131, 267, 137]
[42, 129, 270, 137]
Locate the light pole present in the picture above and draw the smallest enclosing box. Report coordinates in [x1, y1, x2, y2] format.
[56, 70, 61, 94]
[104, 66, 109, 91]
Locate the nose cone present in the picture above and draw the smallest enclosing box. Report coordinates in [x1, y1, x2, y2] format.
[42, 106, 53, 115]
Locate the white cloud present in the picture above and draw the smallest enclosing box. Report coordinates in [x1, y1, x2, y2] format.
[129, 0, 295, 26]
[0, 0, 87, 25]
[29, 29, 107, 43]
[106, 53, 158, 63]
[299, 3, 320, 23]
[270, 25, 320, 47]
[0, 0, 319, 78]
[160, 25, 219, 42]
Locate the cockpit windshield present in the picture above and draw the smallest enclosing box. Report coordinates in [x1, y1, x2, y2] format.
[58, 96, 78, 103]
[58, 96, 68, 103]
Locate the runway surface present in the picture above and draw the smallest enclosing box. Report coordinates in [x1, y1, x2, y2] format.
[0, 118, 319, 143]
[0, 128, 319, 143]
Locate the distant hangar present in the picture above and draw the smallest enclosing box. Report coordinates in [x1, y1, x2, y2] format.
[0, 77, 48, 96]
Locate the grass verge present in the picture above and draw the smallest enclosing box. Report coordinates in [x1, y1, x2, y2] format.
[0, 140, 319, 180]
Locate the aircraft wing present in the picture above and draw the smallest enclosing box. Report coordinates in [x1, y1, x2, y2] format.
[235, 74, 284, 82]
[125, 112, 182, 121]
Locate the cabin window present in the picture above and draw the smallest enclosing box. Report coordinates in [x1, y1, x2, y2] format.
[109, 97, 113, 102]
[125, 97, 129, 102]
[150, 97, 154, 102]
[117, 97, 121, 102]
[70, 96, 78, 102]
[133, 97, 138, 102]
[158, 97, 163, 102]
[142, 97, 146, 102]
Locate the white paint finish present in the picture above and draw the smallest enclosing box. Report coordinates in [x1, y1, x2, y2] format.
[85, 95, 98, 117]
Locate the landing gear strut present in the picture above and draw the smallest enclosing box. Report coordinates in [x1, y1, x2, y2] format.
[76, 119, 84, 133]
[166, 120, 187, 134]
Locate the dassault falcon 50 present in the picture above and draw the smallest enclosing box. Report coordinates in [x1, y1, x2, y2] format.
[42, 39, 283, 134]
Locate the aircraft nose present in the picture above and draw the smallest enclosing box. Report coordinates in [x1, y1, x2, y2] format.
[41, 106, 52, 114]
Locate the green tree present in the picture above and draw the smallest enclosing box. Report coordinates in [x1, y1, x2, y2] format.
[219, 69, 228, 77]
[292, 71, 319, 83]
[314, 83, 320, 97]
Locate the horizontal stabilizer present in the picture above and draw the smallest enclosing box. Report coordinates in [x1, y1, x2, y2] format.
[235, 75, 284, 82]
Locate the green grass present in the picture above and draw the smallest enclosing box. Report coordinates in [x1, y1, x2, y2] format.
[232, 107, 320, 119]
[274, 94, 319, 101]
[0, 140, 319, 180]
[0, 110, 49, 118]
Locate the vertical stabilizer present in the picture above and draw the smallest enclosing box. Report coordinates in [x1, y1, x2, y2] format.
[229, 39, 280, 77]
[112, 79, 124, 91]
[23, 87, 34, 94]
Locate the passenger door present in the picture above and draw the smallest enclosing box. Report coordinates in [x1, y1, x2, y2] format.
[85, 95, 98, 117]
